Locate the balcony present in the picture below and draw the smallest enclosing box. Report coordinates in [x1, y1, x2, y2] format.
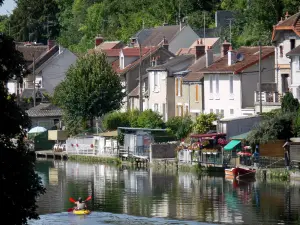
[254, 91, 281, 113]
[254, 91, 280, 104]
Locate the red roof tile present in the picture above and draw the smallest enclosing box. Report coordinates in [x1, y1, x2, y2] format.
[272, 12, 300, 40]
[199, 46, 274, 74]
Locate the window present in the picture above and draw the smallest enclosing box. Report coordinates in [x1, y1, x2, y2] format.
[195, 84, 199, 102]
[279, 46, 283, 58]
[162, 103, 166, 121]
[176, 105, 183, 117]
[229, 75, 233, 94]
[220, 109, 224, 118]
[216, 109, 219, 115]
[154, 103, 159, 112]
[290, 39, 295, 50]
[230, 109, 234, 115]
[215, 74, 219, 94]
[185, 105, 189, 115]
[175, 77, 182, 96]
[297, 56, 300, 71]
[210, 109, 213, 113]
[153, 72, 159, 92]
[209, 75, 213, 93]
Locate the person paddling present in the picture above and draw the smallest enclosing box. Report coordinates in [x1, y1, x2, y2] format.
[74, 197, 87, 210]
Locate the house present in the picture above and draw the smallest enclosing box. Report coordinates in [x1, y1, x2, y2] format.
[10, 40, 77, 101]
[176, 37, 221, 55]
[200, 43, 275, 118]
[272, 11, 300, 95]
[145, 54, 195, 121]
[286, 45, 300, 98]
[131, 24, 199, 54]
[94, 36, 124, 50]
[26, 102, 63, 129]
[92, 37, 175, 111]
[176, 40, 221, 120]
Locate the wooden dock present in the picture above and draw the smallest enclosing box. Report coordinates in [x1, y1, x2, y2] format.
[35, 150, 68, 160]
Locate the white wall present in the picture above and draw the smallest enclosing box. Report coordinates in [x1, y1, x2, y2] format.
[7, 81, 16, 94]
[42, 48, 77, 94]
[148, 71, 168, 119]
[204, 73, 241, 118]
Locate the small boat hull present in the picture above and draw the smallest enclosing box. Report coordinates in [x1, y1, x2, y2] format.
[73, 209, 91, 215]
[225, 167, 256, 180]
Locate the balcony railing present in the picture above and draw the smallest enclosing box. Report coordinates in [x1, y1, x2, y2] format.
[254, 91, 279, 103]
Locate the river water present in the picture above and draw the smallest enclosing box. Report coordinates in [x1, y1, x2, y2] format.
[29, 160, 300, 225]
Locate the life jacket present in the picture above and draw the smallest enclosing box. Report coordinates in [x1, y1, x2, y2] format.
[77, 202, 85, 210]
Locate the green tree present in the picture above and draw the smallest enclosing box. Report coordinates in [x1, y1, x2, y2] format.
[9, 0, 60, 43]
[281, 92, 299, 113]
[294, 108, 300, 137]
[0, 33, 46, 224]
[166, 116, 193, 140]
[246, 112, 294, 145]
[53, 52, 125, 133]
[137, 109, 165, 129]
[193, 113, 218, 134]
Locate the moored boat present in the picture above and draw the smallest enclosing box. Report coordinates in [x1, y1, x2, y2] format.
[225, 167, 256, 180]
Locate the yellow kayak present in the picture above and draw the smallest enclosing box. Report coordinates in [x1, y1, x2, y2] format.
[72, 209, 91, 215]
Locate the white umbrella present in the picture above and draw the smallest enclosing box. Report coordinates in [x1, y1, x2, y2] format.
[28, 126, 47, 134]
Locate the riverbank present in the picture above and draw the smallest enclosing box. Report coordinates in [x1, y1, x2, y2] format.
[256, 168, 300, 181]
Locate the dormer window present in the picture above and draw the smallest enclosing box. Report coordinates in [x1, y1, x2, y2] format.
[279, 46, 283, 58]
[120, 56, 124, 69]
[290, 39, 295, 50]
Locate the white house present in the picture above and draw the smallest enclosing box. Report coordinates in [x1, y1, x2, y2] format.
[272, 11, 300, 94]
[200, 46, 275, 118]
[286, 45, 300, 98]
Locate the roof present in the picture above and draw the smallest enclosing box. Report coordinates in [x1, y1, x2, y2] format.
[98, 130, 118, 137]
[16, 44, 48, 62]
[147, 54, 195, 71]
[190, 133, 226, 138]
[286, 45, 300, 56]
[176, 38, 220, 56]
[118, 127, 167, 132]
[21, 88, 47, 99]
[184, 54, 221, 82]
[128, 85, 149, 97]
[230, 131, 251, 140]
[95, 41, 124, 50]
[272, 12, 300, 40]
[199, 46, 274, 74]
[133, 25, 181, 47]
[26, 103, 63, 118]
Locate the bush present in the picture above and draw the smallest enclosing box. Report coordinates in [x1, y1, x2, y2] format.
[281, 92, 299, 113]
[137, 109, 165, 129]
[103, 111, 130, 131]
[193, 113, 218, 134]
[166, 116, 193, 140]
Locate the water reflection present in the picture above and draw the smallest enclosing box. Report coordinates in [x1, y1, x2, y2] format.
[33, 160, 300, 225]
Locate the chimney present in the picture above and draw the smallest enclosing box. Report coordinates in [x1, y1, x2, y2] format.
[47, 40, 55, 51]
[205, 46, 213, 67]
[95, 36, 104, 47]
[285, 11, 290, 20]
[195, 39, 205, 60]
[162, 36, 169, 50]
[221, 40, 231, 57]
[228, 46, 236, 66]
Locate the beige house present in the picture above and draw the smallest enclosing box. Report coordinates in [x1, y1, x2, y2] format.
[145, 54, 195, 121]
[175, 45, 221, 120]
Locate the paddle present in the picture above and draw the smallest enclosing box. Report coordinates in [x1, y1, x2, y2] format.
[85, 196, 92, 202]
[69, 197, 76, 203]
[68, 196, 92, 212]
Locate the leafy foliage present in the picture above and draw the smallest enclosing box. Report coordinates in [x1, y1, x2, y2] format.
[137, 109, 165, 129]
[0, 33, 45, 225]
[293, 108, 300, 137]
[281, 92, 299, 113]
[53, 52, 125, 133]
[166, 116, 193, 140]
[193, 113, 218, 134]
[103, 111, 131, 131]
[246, 112, 295, 145]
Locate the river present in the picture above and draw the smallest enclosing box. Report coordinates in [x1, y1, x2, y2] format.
[29, 160, 300, 225]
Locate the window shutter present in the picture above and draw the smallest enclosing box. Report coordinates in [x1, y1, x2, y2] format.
[176, 105, 178, 116]
[175, 78, 178, 96]
[195, 84, 199, 102]
[180, 78, 183, 96]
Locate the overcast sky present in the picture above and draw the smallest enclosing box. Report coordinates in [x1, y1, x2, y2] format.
[0, 0, 16, 15]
